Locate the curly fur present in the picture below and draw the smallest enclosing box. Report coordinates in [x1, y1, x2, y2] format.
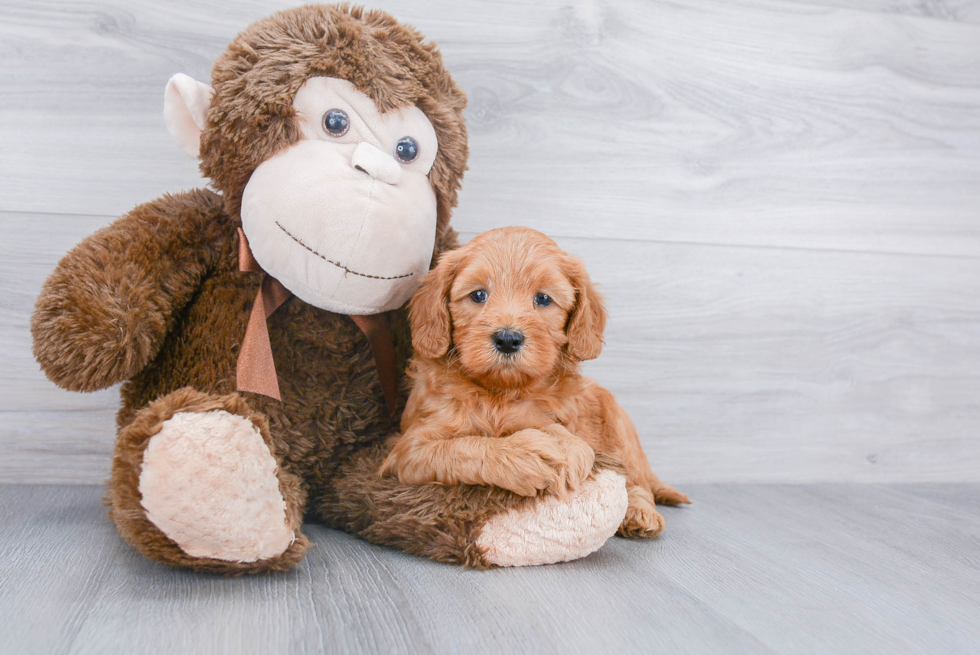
[381, 228, 690, 537]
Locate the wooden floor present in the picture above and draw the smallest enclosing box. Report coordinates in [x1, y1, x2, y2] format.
[2, 484, 978, 654]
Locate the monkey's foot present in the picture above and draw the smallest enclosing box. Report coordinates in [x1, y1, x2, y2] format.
[138, 409, 295, 563]
[475, 469, 628, 567]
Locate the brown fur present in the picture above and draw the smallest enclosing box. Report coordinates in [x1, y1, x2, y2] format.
[382, 228, 690, 537]
[201, 3, 468, 246]
[29, 6, 544, 573]
[320, 451, 626, 569]
[109, 387, 310, 574]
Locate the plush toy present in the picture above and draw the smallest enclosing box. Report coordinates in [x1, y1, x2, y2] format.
[30, 4, 629, 573]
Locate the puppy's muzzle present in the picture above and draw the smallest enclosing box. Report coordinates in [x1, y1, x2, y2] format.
[492, 328, 524, 354]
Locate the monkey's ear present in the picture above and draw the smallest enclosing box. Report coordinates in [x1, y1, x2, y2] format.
[164, 73, 215, 158]
[409, 249, 463, 359]
[563, 254, 607, 362]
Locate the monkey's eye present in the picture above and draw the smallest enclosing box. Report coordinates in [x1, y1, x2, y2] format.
[322, 109, 350, 137]
[534, 293, 553, 307]
[394, 136, 419, 163]
[470, 289, 488, 304]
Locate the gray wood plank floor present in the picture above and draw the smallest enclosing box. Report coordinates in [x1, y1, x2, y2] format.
[1, 484, 978, 655]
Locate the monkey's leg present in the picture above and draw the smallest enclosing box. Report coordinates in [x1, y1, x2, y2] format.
[109, 387, 309, 574]
[316, 446, 629, 568]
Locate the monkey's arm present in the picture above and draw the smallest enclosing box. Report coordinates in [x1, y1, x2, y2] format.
[31, 189, 231, 392]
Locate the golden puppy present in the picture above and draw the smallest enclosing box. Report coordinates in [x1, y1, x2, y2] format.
[381, 227, 689, 537]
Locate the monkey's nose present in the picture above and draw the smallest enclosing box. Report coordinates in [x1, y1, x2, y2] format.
[492, 329, 524, 354]
[351, 142, 402, 185]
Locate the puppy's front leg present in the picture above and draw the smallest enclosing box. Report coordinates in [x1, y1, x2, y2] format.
[380, 425, 594, 498]
[380, 428, 500, 488]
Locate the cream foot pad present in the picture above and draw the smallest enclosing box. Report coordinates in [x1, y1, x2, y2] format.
[138, 410, 294, 563]
[476, 469, 629, 567]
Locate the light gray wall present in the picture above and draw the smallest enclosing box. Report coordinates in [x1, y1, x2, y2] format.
[2, 0, 979, 484]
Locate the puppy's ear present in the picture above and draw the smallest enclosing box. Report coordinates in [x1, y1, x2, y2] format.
[409, 249, 463, 358]
[563, 254, 607, 361]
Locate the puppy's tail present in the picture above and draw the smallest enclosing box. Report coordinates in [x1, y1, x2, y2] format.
[654, 482, 691, 506]
[593, 455, 691, 505]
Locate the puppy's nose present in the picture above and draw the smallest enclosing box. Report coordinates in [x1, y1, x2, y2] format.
[493, 328, 524, 354]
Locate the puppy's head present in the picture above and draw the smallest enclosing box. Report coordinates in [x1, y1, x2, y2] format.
[409, 227, 607, 388]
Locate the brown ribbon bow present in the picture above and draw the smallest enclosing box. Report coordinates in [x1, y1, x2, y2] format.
[236, 228, 399, 416]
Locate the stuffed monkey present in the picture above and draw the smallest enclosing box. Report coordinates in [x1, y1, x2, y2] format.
[31, 4, 629, 573]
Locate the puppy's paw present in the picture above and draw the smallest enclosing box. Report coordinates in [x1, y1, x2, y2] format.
[378, 434, 423, 481]
[498, 429, 595, 498]
[618, 484, 665, 538]
[539, 425, 595, 494]
[492, 432, 567, 497]
[619, 504, 665, 538]
[378, 448, 400, 478]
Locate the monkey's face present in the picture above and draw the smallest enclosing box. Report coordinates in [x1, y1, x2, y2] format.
[165, 7, 469, 316]
[238, 77, 439, 315]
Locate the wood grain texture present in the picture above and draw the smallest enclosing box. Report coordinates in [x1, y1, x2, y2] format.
[1, 0, 979, 254]
[2, 0, 980, 484]
[779, 0, 980, 23]
[1, 484, 978, 654]
[4, 217, 979, 483]
[0, 213, 119, 483]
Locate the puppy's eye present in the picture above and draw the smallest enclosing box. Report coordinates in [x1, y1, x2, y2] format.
[394, 136, 419, 163]
[470, 289, 488, 304]
[322, 109, 350, 137]
[534, 293, 553, 307]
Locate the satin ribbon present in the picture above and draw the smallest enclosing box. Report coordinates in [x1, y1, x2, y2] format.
[235, 228, 399, 416]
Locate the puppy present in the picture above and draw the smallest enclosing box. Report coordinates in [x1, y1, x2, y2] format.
[381, 227, 689, 537]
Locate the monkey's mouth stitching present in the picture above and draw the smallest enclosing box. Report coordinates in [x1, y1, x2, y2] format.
[275, 222, 415, 280]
